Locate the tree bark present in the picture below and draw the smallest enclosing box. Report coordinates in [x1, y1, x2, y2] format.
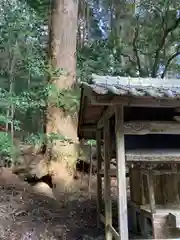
[151, 17, 180, 78]
[161, 51, 180, 78]
[47, 0, 79, 166]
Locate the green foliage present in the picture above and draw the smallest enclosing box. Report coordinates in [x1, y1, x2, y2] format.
[56, 88, 80, 113]
[87, 139, 96, 146]
[47, 83, 80, 113]
[0, 132, 18, 165]
[77, 39, 129, 82]
[0, 0, 78, 165]
[0, 0, 48, 165]
[78, 0, 180, 79]
[19, 0, 50, 19]
[25, 132, 73, 150]
[0, 0, 179, 167]
[0, 132, 13, 156]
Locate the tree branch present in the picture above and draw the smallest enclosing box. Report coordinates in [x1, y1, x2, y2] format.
[132, 25, 142, 76]
[121, 53, 136, 65]
[161, 51, 180, 78]
[151, 17, 180, 77]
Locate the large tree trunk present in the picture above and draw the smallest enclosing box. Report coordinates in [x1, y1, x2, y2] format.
[47, 0, 79, 171]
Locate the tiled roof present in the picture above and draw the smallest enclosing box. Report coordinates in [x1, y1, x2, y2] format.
[82, 74, 180, 98]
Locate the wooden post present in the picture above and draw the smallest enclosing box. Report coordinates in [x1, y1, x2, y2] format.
[147, 172, 156, 214]
[129, 166, 133, 201]
[115, 105, 129, 240]
[88, 143, 93, 198]
[96, 129, 102, 227]
[140, 172, 146, 205]
[79, 138, 85, 183]
[147, 171, 157, 238]
[171, 164, 180, 204]
[140, 172, 147, 237]
[104, 119, 112, 240]
[129, 166, 137, 233]
[139, 213, 148, 238]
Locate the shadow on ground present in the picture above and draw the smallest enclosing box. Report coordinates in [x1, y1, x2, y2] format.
[0, 168, 104, 240]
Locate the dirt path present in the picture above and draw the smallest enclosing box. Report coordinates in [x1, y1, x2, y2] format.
[0, 168, 104, 240]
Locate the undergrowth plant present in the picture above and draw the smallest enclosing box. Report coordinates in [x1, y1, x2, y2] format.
[0, 0, 81, 166]
[0, 0, 47, 166]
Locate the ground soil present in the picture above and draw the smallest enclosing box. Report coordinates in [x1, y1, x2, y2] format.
[0, 167, 105, 240]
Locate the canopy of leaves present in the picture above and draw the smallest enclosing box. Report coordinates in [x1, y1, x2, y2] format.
[0, 0, 179, 165]
[78, 0, 180, 79]
[0, 0, 48, 163]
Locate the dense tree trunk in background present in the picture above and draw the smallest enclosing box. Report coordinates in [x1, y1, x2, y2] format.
[47, 0, 79, 169]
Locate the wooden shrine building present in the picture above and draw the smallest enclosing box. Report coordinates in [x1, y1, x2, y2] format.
[77, 74, 180, 239]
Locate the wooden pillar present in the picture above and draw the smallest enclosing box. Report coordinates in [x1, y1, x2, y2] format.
[88, 143, 93, 197]
[171, 164, 180, 204]
[104, 119, 112, 240]
[129, 166, 133, 202]
[79, 138, 85, 183]
[96, 129, 102, 227]
[147, 172, 156, 239]
[129, 166, 137, 233]
[115, 105, 129, 240]
[147, 172, 156, 214]
[140, 172, 146, 205]
[140, 172, 148, 238]
[139, 213, 148, 238]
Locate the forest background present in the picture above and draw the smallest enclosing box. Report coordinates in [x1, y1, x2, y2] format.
[0, 0, 179, 170]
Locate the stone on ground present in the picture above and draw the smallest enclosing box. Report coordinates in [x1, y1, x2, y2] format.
[32, 182, 56, 200]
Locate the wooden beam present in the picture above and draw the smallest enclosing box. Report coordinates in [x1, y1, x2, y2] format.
[81, 124, 96, 132]
[142, 169, 180, 175]
[81, 120, 180, 135]
[90, 94, 180, 108]
[115, 105, 129, 240]
[97, 106, 115, 129]
[100, 169, 129, 178]
[104, 119, 112, 240]
[124, 121, 180, 135]
[126, 149, 180, 163]
[96, 129, 102, 228]
[108, 225, 120, 240]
